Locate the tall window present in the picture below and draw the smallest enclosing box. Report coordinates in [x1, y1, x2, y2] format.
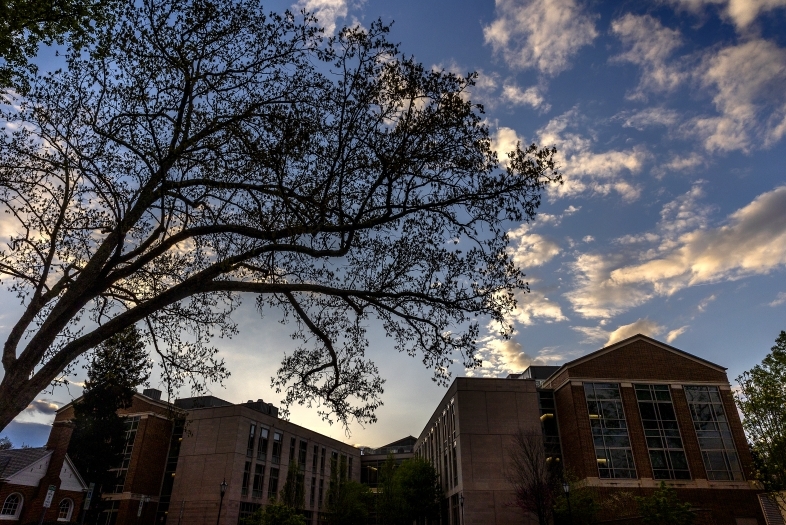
[299, 440, 308, 468]
[268, 468, 280, 498]
[272, 432, 283, 464]
[310, 477, 317, 506]
[318, 479, 324, 507]
[289, 437, 297, 464]
[113, 415, 141, 492]
[320, 447, 326, 475]
[584, 382, 636, 479]
[635, 384, 690, 480]
[257, 427, 269, 461]
[684, 386, 743, 481]
[348, 457, 353, 478]
[312, 445, 319, 470]
[452, 444, 458, 487]
[247, 424, 256, 457]
[252, 465, 265, 498]
[242, 461, 252, 496]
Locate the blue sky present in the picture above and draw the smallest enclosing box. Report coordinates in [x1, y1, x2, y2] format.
[4, 0, 786, 448]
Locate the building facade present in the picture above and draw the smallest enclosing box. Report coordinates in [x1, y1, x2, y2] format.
[0, 422, 87, 523]
[164, 396, 361, 525]
[414, 334, 768, 525]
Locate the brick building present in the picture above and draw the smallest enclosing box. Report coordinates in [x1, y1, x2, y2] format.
[0, 422, 87, 523]
[54, 388, 180, 525]
[414, 334, 768, 525]
[165, 396, 361, 525]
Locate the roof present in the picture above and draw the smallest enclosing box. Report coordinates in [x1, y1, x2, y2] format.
[0, 447, 51, 479]
[380, 436, 417, 449]
[541, 333, 727, 387]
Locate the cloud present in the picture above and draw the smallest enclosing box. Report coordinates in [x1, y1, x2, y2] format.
[654, 153, 706, 176]
[483, 0, 598, 76]
[573, 318, 665, 346]
[25, 399, 59, 415]
[492, 126, 524, 167]
[618, 107, 681, 130]
[611, 14, 685, 100]
[566, 185, 786, 318]
[537, 110, 648, 201]
[509, 289, 568, 326]
[692, 39, 786, 152]
[293, 0, 350, 34]
[501, 83, 551, 112]
[666, 325, 689, 342]
[770, 292, 786, 306]
[507, 224, 561, 268]
[471, 336, 546, 377]
[697, 294, 717, 312]
[667, 0, 786, 31]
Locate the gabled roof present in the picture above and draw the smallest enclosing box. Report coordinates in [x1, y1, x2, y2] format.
[60, 454, 88, 491]
[542, 333, 726, 385]
[0, 447, 51, 479]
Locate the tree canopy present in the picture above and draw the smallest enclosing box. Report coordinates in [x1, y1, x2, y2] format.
[377, 456, 441, 525]
[736, 331, 786, 498]
[0, 0, 559, 432]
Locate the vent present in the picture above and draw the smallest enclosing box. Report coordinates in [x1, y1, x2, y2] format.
[142, 388, 162, 401]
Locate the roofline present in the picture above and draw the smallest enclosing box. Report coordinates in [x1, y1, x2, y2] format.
[0, 449, 53, 481]
[542, 333, 727, 386]
[63, 453, 88, 490]
[57, 391, 179, 414]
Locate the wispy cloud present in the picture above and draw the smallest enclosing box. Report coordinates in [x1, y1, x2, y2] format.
[25, 399, 59, 416]
[573, 318, 664, 347]
[566, 185, 786, 318]
[611, 14, 685, 100]
[293, 0, 352, 34]
[770, 292, 786, 307]
[507, 224, 561, 268]
[483, 0, 598, 76]
[500, 83, 551, 112]
[666, 325, 689, 343]
[667, 0, 786, 31]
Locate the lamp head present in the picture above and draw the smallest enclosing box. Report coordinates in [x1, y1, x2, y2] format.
[562, 481, 570, 494]
[220, 479, 228, 495]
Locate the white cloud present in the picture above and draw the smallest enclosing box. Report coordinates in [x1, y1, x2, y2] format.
[471, 336, 545, 377]
[611, 14, 685, 100]
[692, 39, 786, 152]
[501, 83, 551, 112]
[618, 107, 681, 130]
[508, 289, 568, 326]
[293, 0, 350, 34]
[507, 224, 561, 268]
[770, 292, 786, 307]
[573, 318, 664, 346]
[666, 325, 689, 342]
[667, 0, 786, 31]
[697, 294, 717, 312]
[537, 110, 648, 201]
[566, 185, 786, 318]
[25, 399, 59, 415]
[492, 126, 523, 167]
[483, 0, 598, 76]
[655, 153, 706, 176]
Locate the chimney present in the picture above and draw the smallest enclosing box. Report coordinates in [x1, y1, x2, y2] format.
[142, 388, 162, 401]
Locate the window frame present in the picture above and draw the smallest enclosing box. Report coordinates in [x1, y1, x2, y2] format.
[57, 498, 74, 522]
[584, 382, 637, 479]
[0, 493, 23, 520]
[634, 384, 691, 480]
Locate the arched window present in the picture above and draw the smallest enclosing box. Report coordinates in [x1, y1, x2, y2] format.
[0, 493, 23, 520]
[57, 499, 73, 522]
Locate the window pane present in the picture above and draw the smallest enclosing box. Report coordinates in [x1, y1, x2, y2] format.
[585, 383, 635, 479]
[635, 384, 690, 480]
[685, 386, 743, 481]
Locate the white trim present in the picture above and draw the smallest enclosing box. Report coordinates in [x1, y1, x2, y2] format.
[57, 498, 74, 522]
[0, 493, 23, 520]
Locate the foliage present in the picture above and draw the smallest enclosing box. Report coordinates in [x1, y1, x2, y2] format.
[506, 430, 559, 525]
[243, 501, 306, 525]
[0, 0, 117, 88]
[635, 481, 694, 525]
[0, 0, 560, 432]
[736, 331, 786, 499]
[552, 476, 597, 525]
[326, 456, 371, 525]
[0, 436, 11, 449]
[376, 455, 441, 525]
[280, 460, 305, 511]
[67, 326, 150, 514]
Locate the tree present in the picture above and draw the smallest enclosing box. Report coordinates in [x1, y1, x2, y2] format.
[326, 455, 371, 525]
[67, 326, 150, 518]
[0, 0, 560, 432]
[636, 481, 694, 525]
[0, 0, 118, 88]
[279, 460, 305, 511]
[376, 456, 441, 525]
[552, 474, 597, 525]
[244, 501, 306, 525]
[0, 436, 11, 450]
[506, 430, 558, 525]
[736, 331, 786, 509]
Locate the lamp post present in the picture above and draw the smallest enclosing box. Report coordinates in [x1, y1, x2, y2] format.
[459, 493, 465, 524]
[562, 481, 572, 525]
[216, 479, 228, 525]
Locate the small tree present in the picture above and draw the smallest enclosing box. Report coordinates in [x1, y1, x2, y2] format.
[280, 460, 305, 511]
[736, 330, 786, 511]
[375, 456, 441, 525]
[506, 430, 558, 525]
[244, 501, 306, 525]
[636, 481, 694, 525]
[67, 326, 151, 519]
[553, 474, 597, 525]
[326, 455, 371, 525]
[0, 436, 11, 450]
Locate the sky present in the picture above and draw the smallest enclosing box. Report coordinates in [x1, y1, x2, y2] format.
[3, 0, 786, 449]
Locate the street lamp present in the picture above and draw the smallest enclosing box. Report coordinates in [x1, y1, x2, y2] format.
[216, 479, 228, 525]
[562, 481, 572, 524]
[459, 493, 464, 525]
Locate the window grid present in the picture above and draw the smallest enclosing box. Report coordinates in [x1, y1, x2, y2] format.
[272, 432, 282, 465]
[684, 386, 743, 481]
[58, 498, 73, 521]
[584, 382, 636, 479]
[246, 424, 256, 457]
[257, 427, 269, 461]
[1, 493, 21, 517]
[113, 416, 141, 493]
[241, 461, 252, 496]
[635, 384, 691, 480]
[252, 464, 265, 499]
[268, 467, 279, 498]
